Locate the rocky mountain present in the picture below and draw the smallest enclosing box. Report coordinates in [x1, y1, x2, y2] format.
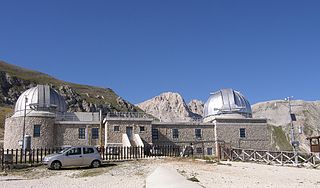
[252, 100, 320, 152]
[188, 99, 204, 117]
[137, 92, 202, 122]
[0, 61, 141, 138]
[138, 91, 320, 152]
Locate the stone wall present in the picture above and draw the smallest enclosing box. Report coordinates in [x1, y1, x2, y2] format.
[4, 116, 55, 149]
[215, 119, 270, 150]
[105, 120, 153, 146]
[54, 123, 103, 147]
[152, 122, 216, 155]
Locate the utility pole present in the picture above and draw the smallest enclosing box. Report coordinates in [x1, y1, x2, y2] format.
[99, 109, 103, 147]
[285, 96, 299, 166]
[21, 96, 28, 151]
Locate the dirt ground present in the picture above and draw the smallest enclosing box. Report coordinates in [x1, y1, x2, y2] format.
[0, 158, 319, 188]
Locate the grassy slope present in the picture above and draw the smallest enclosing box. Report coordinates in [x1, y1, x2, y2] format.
[0, 60, 140, 111]
[0, 60, 142, 140]
[269, 125, 292, 151]
[0, 107, 13, 141]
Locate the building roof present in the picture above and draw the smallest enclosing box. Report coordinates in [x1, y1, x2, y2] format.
[13, 85, 67, 117]
[203, 88, 252, 118]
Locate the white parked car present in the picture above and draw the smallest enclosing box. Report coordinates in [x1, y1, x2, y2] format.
[43, 146, 102, 170]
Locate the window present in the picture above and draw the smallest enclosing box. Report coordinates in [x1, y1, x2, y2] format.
[79, 128, 85, 139]
[83, 147, 94, 154]
[114, 126, 120, 132]
[66, 147, 82, 155]
[195, 128, 202, 139]
[196, 147, 203, 154]
[207, 148, 213, 155]
[92, 128, 99, 139]
[172, 128, 179, 139]
[240, 128, 246, 138]
[33, 125, 41, 137]
[152, 128, 159, 140]
[140, 126, 145, 132]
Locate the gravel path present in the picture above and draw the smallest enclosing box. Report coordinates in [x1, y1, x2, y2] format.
[0, 158, 319, 188]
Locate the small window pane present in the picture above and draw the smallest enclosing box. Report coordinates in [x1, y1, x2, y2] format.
[67, 147, 82, 155]
[33, 125, 41, 137]
[114, 126, 120, 132]
[172, 129, 179, 139]
[79, 128, 85, 139]
[152, 128, 159, 140]
[92, 128, 99, 139]
[140, 126, 145, 132]
[196, 147, 203, 154]
[240, 128, 246, 138]
[195, 129, 202, 139]
[83, 147, 94, 154]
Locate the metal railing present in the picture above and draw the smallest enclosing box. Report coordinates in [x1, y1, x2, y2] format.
[55, 112, 100, 122]
[105, 112, 154, 120]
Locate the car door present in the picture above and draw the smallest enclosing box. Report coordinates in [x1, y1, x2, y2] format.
[64, 147, 83, 167]
[82, 147, 95, 165]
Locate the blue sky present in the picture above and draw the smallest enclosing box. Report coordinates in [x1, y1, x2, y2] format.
[1, 1, 320, 105]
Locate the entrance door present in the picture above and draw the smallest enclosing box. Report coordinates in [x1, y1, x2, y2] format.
[126, 127, 133, 139]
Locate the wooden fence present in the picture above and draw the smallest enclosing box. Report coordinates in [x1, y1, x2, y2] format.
[220, 147, 320, 168]
[0, 146, 181, 166]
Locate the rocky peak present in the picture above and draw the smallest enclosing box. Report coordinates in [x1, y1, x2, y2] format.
[188, 99, 204, 117]
[137, 92, 202, 122]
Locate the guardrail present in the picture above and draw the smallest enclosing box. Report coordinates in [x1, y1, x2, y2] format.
[105, 112, 154, 120]
[220, 147, 320, 169]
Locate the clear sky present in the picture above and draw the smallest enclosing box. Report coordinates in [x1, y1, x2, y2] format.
[1, 1, 320, 105]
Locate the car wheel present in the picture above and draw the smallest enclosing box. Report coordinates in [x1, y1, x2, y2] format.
[91, 160, 100, 168]
[51, 161, 62, 170]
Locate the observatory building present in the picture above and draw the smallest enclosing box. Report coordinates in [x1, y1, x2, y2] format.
[4, 85, 270, 156]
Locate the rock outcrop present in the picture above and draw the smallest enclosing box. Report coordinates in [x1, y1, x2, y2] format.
[252, 100, 320, 152]
[137, 92, 202, 122]
[188, 99, 204, 117]
[0, 61, 139, 113]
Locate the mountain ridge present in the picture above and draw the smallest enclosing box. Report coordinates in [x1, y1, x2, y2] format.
[0, 60, 142, 141]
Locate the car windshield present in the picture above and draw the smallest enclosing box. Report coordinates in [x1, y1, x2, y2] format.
[58, 147, 71, 154]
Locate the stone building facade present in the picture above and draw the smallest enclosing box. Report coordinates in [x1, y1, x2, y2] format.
[4, 86, 270, 157]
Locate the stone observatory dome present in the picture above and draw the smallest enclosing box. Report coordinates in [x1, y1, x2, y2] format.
[13, 85, 67, 117]
[203, 88, 252, 119]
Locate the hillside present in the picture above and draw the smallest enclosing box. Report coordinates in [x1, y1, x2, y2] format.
[0, 60, 142, 140]
[137, 92, 203, 122]
[252, 100, 320, 152]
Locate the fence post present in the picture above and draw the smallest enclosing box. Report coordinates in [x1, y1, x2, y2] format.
[32, 149, 35, 164]
[1, 148, 4, 166]
[24, 149, 27, 163]
[40, 148, 43, 163]
[102, 147, 105, 160]
[116, 147, 119, 160]
[15, 149, 18, 164]
[36, 149, 39, 163]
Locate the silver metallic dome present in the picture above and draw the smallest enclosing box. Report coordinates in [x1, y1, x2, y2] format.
[203, 89, 252, 118]
[14, 85, 67, 117]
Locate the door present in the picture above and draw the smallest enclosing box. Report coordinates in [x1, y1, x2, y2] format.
[63, 147, 83, 166]
[126, 127, 133, 139]
[82, 147, 96, 165]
